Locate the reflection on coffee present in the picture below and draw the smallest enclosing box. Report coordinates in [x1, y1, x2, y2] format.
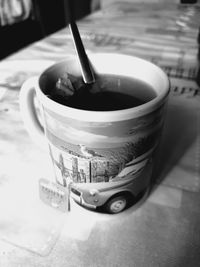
[47, 73, 157, 111]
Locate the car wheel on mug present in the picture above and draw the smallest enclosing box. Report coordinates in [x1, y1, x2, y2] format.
[104, 194, 129, 214]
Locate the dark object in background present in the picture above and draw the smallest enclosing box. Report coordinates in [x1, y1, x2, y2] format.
[0, 19, 42, 60]
[180, 0, 197, 3]
[35, 0, 92, 36]
[197, 68, 200, 87]
[0, 0, 92, 60]
[196, 27, 200, 86]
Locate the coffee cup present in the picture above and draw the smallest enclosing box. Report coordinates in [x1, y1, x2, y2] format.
[19, 53, 170, 214]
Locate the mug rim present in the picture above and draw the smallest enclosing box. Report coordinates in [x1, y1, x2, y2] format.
[36, 53, 170, 122]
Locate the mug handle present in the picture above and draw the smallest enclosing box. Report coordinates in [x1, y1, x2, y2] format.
[19, 76, 48, 149]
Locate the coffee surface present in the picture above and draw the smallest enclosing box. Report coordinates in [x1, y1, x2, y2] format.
[47, 74, 157, 111]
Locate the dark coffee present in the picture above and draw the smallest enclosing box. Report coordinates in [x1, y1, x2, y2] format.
[47, 74, 157, 111]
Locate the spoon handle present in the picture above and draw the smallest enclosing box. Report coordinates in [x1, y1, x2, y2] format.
[69, 22, 95, 84]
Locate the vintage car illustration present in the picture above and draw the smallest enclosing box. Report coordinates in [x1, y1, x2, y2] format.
[70, 157, 152, 214]
[49, 143, 153, 214]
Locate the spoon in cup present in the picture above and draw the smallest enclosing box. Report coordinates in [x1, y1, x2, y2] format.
[65, 0, 96, 84]
[53, 0, 99, 106]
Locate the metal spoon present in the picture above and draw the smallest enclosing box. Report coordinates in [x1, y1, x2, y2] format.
[65, 0, 95, 84]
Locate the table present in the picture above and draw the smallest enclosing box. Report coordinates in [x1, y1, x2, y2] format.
[0, 1, 200, 266]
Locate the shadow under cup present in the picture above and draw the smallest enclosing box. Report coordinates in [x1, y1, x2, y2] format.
[36, 53, 170, 210]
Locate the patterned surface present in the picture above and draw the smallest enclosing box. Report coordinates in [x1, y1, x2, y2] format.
[0, 1, 200, 266]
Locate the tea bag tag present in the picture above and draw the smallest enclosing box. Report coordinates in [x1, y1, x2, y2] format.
[39, 178, 69, 212]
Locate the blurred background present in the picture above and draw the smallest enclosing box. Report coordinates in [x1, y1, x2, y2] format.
[0, 0, 101, 60]
[0, 0, 198, 60]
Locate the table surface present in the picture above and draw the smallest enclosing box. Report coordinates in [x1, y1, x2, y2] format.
[0, 1, 200, 267]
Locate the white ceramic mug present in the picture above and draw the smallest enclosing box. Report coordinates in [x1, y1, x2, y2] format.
[19, 53, 170, 213]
